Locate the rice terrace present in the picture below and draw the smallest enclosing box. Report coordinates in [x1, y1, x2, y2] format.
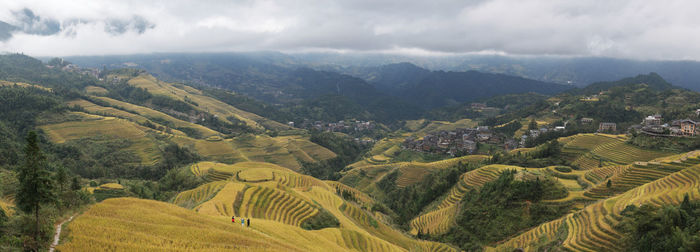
[1, 1, 700, 251]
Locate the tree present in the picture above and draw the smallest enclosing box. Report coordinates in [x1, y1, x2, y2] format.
[55, 166, 67, 193]
[70, 177, 81, 191]
[17, 131, 56, 244]
[606, 179, 612, 188]
[528, 119, 538, 131]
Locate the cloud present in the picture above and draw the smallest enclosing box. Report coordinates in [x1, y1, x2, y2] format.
[0, 0, 699, 60]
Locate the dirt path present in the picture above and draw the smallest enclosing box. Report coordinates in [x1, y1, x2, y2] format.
[49, 215, 75, 252]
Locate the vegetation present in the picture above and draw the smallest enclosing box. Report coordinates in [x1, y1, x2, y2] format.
[301, 131, 370, 180]
[616, 195, 700, 251]
[378, 161, 480, 227]
[16, 131, 57, 247]
[437, 170, 571, 250]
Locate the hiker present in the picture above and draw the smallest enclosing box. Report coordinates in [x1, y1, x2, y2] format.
[241, 218, 245, 227]
[232, 216, 235, 223]
[247, 218, 250, 227]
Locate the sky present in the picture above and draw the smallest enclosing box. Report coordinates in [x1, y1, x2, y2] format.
[0, 0, 699, 60]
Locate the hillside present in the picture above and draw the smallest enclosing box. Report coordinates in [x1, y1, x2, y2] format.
[57, 161, 458, 252]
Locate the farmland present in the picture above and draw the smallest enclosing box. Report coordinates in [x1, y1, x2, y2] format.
[492, 152, 700, 251]
[561, 134, 672, 169]
[409, 164, 526, 235]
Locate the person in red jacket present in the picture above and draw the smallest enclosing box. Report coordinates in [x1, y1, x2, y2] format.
[232, 216, 235, 223]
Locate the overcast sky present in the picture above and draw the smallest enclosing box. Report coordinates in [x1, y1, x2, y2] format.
[1, 0, 699, 60]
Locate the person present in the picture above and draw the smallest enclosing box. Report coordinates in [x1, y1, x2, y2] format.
[247, 218, 250, 227]
[232, 216, 235, 223]
[241, 218, 245, 227]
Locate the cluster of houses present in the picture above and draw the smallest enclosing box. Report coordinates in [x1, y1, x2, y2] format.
[633, 114, 698, 136]
[296, 120, 375, 133]
[519, 123, 567, 147]
[402, 126, 500, 156]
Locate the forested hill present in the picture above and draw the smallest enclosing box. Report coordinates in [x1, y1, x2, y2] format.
[402, 69, 571, 108]
[65, 54, 573, 119]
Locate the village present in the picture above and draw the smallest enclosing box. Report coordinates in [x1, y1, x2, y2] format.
[402, 126, 503, 157]
[296, 119, 376, 133]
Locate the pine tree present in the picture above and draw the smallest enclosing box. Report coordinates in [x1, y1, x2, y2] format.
[17, 131, 56, 244]
[606, 179, 612, 188]
[70, 177, 82, 191]
[55, 166, 67, 193]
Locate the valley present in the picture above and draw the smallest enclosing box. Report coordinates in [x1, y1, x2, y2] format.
[1, 52, 699, 252]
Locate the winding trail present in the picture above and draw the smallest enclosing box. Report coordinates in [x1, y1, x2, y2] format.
[49, 215, 75, 252]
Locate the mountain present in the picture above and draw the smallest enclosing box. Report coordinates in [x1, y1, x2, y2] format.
[293, 53, 700, 91]
[403, 69, 571, 108]
[66, 55, 574, 115]
[573, 72, 674, 95]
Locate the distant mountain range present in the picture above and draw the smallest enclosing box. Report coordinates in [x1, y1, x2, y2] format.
[64, 53, 572, 113]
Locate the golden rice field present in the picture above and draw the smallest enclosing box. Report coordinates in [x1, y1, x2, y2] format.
[61, 162, 460, 252]
[583, 158, 698, 199]
[178, 160, 459, 252]
[171, 134, 334, 170]
[98, 183, 125, 190]
[127, 75, 290, 131]
[491, 153, 700, 251]
[172, 180, 228, 208]
[55, 198, 312, 251]
[83, 85, 108, 95]
[91, 96, 221, 138]
[39, 113, 161, 165]
[562, 134, 672, 170]
[342, 155, 489, 191]
[0, 80, 52, 91]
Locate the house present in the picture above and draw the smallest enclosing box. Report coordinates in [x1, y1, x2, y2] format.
[477, 132, 492, 141]
[529, 130, 540, 138]
[581, 118, 594, 124]
[471, 103, 487, 109]
[287, 121, 295, 127]
[554, 126, 566, 131]
[463, 140, 477, 153]
[680, 119, 697, 136]
[643, 115, 662, 126]
[598, 122, 617, 132]
[504, 139, 519, 150]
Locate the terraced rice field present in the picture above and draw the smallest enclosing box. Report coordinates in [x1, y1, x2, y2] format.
[410, 164, 519, 235]
[0, 80, 52, 91]
[91, 96, 221, 138]
[173, 180, 227, 208]
[409, 205, 458, 235]
[562, 134, 672, 170]
[326, 181, 377, 206]
[491, 153, 700, 251]
[128, 75, 290, 131]
[40, 113, 161, 165]
[55, 198, 311, 251]
[344, 155, 489, 190]
[584, 158, 699, 199]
